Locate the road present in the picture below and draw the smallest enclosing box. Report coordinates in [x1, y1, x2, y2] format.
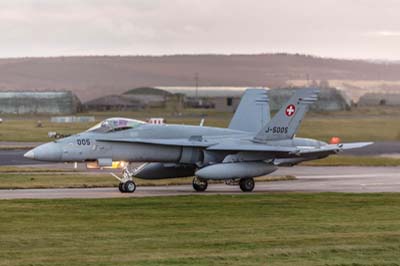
[1, 166, 399, 199]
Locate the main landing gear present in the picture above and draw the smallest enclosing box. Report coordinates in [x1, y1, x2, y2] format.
[225, 177, 255, 192]
[112, 165, 136, 193]
[192, 177, 208, 192]
[192, 176, 255, 192]
[239, 177, 255, 192]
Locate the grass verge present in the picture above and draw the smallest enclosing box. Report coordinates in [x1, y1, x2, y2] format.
[0, 173, 114, 189]
[0, 166, 74, 173]
[0, 193, 400, 266]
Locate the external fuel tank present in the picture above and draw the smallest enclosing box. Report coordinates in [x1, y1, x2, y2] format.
[195, 161, 277, 180]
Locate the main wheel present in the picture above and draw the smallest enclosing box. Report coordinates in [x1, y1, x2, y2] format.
[118, 182, 125, 193]
[123, 181, 136, 193]
[192, 177, 208, 192]
[239, 178, 255, 192]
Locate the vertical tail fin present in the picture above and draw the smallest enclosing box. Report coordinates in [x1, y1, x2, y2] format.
[228, 88, 270, 132]
[254, 88, 319, 142]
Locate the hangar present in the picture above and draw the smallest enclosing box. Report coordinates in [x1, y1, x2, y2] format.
[0, 91, 81, 114]
[158, 86, 351, 112]
[157, 86, 247, 112]
[83, 86, 351, 113]
[83, 95, 144, 111]
[358, 93, 400, 106]
[268, 87, 351, 111]
[85, 87, 184, 112]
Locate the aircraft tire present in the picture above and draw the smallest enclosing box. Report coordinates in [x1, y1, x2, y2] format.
[239, 178, 255, 192]
[192, 177, 208, 192]
[118, 182, 125, 193]
[124, 181, 136, 193]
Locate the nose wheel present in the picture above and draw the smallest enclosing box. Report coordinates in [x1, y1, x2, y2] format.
[118, 181, 137, 193]
[119, 181, 136, 193]
[118, 182, 124, 192]
[112, 165, 137, 193]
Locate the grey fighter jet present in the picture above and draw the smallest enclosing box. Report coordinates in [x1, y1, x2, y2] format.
[24, 88, 372, 193]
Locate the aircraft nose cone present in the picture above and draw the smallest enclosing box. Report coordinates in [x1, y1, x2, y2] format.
[24, 142, 62, 161]
[24, 150, 35, 159]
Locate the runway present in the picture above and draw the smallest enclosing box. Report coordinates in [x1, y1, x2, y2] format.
[0, 149, 44, 166]
[1, 166, 400, 199]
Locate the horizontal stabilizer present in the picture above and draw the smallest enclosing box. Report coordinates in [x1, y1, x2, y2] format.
[296, 142, 373, 155]
[340, 142, 373, 150]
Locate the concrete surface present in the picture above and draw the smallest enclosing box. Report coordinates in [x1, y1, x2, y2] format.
[1, 166, 399, 199]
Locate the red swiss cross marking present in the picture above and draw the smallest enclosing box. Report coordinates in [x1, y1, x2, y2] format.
[285, 104, 296, 117]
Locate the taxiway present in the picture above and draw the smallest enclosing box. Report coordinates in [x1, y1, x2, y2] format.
[0, 166, 399, 199]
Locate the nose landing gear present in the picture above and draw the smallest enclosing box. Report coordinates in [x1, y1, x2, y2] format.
[120, 180, 136, 193]
[112, 165, 137, 193]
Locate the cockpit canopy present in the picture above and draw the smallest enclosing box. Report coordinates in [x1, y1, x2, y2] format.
[87, 118, 146, 133]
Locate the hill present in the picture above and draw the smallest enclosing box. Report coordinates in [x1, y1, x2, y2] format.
[0, 54, 399, 101]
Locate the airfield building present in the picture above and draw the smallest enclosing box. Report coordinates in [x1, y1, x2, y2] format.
[0, 91, 81, 114]
[268, 87, 351, 112]
[83, 86, 350, 113]
[123, 87, 172, 108]
[83, 95, 144, 111]
[157, 86, 247, 112]
[84, 87, 184, 112]
[358, 93, 400, 106]
[158, 86, 351, 112]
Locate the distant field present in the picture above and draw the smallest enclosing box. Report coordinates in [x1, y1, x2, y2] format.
[0, 173, 114, 189]
[288, 79, 400, 101]
[1, 193, 400, 266]
[0, 120, 91, 142]
[290, 79, 400, 88]
[0, 107, 399, 142]
[299, 117, 400, 142]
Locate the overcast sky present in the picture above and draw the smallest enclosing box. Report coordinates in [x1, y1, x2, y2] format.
[1, 0, 400, 59]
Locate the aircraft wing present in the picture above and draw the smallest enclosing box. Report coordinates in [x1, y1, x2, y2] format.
[95, 138, 215, 147]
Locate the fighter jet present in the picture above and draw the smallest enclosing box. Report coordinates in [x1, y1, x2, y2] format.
[24, 88, 372, 193]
